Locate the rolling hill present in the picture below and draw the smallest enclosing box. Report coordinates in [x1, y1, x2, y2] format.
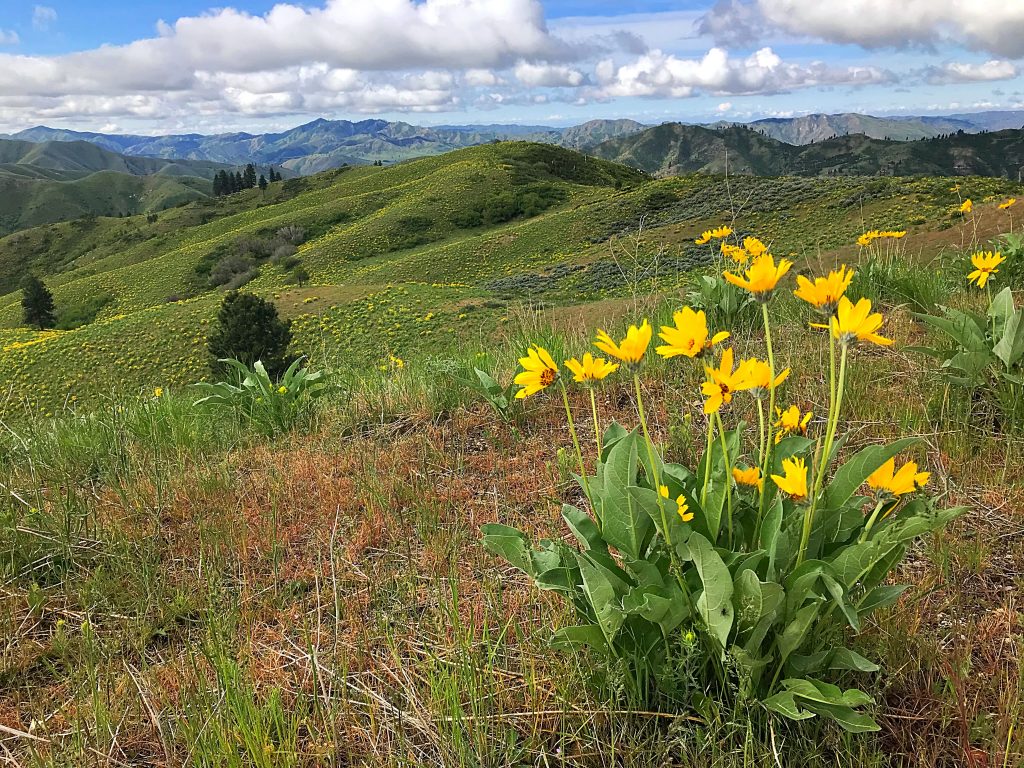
[0, 138, 290, 235]
[0, 140, 1018, 418]
[590, 123, 1024, 178]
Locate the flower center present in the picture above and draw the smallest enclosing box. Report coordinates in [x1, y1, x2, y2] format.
[540, 369, 557, 386]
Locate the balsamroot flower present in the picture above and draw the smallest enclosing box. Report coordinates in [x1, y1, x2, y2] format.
[1000, 198, 1017, 210]
[595, 321, 652, 367]
[774, 405, 813, 443]
[695, 230, 713, 245]
[660, 485, 694, 522]
[743, 237, 767, 257]
[711, 226, 733, 239]
[960, 199, 973, 214]
[514, 345, 559, 399]
[794, 265, 855, 315]
[732, 466, 763, 491]
[724, 254, 793, 301]
[772, 456, 809, 502]
[738, 358, 790, 399]
[564, 353, 619, 383]
[967, 251, 1005, 288]
[721, 243, 749, 264]
[867, 457, 930, 498]
[656, 307, 729, 360]
[822, 296, 893, 347]
[701, 347, 752, 414]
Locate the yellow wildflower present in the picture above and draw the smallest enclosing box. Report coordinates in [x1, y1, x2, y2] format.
[999, 198, 1017, 210]
[867, 458, 930, 498]
[794, 265, 855, 315]
[732, 466, 763, 491]
[701, 347, 752, 414]
[771, 457, 809, 502]
[960, 199, 973, 214]
[774, 405, 813, 443]
[737, 358, 790, 399]
[743, 237, 768, 257]
[656, 307, 730, 360]
[660, 485, 694, 522]
[595, 321, 652, 366]
[564, 353, 619, 383]
[711, 226, 733, 239]
[514, 345, 559, 399]
[820, 296, 893, 347]
[967, 251, 1005, 288]
[721, 243, 749, 264]
[154, 387, 163, 398]
[723, 254, 793, 300]
[695, 230, 713, 245]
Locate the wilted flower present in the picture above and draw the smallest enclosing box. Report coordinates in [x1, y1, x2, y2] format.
[774, 405, 813, 442]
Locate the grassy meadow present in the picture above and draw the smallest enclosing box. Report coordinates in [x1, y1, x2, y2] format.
[0, 143, 1021, 766]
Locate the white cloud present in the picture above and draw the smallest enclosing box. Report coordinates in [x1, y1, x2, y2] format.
[925, 60, 1019, 84]
[596, 47, 891, 99]
[463, 69, 501, 87]
[703, 0, 1024, 58]
[717, 102, 733, 112]
[0, 29, 18, 45]
[32, 5, 57, 31]
[514, 61, 585, 87]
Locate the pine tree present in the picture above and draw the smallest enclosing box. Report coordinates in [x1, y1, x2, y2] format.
[213, 171, 225, 197]
[234, 172, 244, 193]
[20, 273, 56, 329]
[244, 163, 257, 189]
[258, 174, 268, 192]
[207, 291, 292, 379]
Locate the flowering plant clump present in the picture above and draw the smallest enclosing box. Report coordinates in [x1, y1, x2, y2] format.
[194, 357, 327, 437]
[483, 233, 964, 732]
[913, 245, 1024, 431]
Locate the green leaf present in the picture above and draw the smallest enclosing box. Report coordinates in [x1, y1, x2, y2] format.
[830, 648, 880, 673]
[576, 552, 627, 642]
[561, 505, 608, 553]
[688, 533, 735, 652]
[763, 692, 815, 721]
[480, 524, 533, 574]
[622, 585, 688, 635]
[858, 585, 908, 617]
[823, 437, 920, 513]
[597, 432, 653, 560]
[550, 625, 608, 652]
[778, 603, 819, 662]
[760, 496, 783, 579]
[993, 307, 1024, 369]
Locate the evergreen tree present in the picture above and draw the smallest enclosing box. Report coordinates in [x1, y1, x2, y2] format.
[20, 273, 56, 329]
[207, 291, 292, 379]
[213, 171, 225, 197]
[244, 163, 258, 189]
[234, 172, 244, 193]
[258, 174, 268, 192]
[269, 168, 280, 182]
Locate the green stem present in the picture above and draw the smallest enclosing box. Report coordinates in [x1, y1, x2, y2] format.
[757, 398, 767, 468]
[559, 381, 591, 503]
[715, 412, 734, 547]
[798, 343, 849, 565]
[701, 414, 715, 511]
[859, 500, 887, 543]
[634, 373, 670, 546]
[590, 387, 603, 456]
[757, 302, 777, 527]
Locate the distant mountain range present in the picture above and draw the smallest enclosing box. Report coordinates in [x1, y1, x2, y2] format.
[1, 118, 648, 175]
[5, 111, 1024, 177]
[589, 123, 1024, 178]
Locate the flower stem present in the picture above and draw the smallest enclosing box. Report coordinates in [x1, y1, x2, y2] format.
[634, 373, 670, 544]
[757, 302, 777, 527]
[701, 414, 714, 511]
[589, 387, 603, 456]
[715, 412, 734, 547]
[559, 381, 591, 503]
[757, 399, 767, 468]
[798, 342, 849, 565]
[860, 499, 887, 543]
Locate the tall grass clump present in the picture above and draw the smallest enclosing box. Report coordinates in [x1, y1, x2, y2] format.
[483, 234, 964, 733]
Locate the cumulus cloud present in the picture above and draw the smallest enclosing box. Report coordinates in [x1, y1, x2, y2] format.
[924, 60, 1019, 84]
[514, 61, 585, 87]
[32, 5, 57, 31]
[702, 0, 1024, 58]
[596, 47, 891, 99]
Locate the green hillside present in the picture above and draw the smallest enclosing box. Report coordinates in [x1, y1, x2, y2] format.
[592, 123, 1024, 178]
[0, 141, 1019, 418]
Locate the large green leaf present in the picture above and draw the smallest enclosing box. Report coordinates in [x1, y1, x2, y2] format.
[822, 437, 920, 513]
[480, 524, 533, 574]
[576, 552, 627, 642]
[778, 603, 819, 663]
[561, 505, 607, 553]
[688, 533, 735, 652]
[994, 307, 1024, 369]
[597, 431, 653, 560]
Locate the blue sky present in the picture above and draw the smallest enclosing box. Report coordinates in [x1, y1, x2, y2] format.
[0, 0, 1022, 135]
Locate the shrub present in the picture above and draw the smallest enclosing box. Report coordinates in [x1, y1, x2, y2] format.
[482, 255, 963, 732]
[56, 292, 115, 330]
[209, 254, 255, 287]
[207, 292, 293, 379]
